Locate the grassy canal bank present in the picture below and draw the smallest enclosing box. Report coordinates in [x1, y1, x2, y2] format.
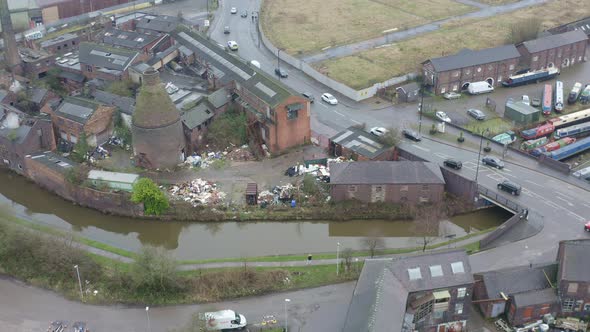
[0, 206, 490, 305]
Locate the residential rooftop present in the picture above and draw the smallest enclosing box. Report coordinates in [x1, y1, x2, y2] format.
[330, 126, 390, 159]
[426, 45, 520, 72]
[330, 161, 446, 185]
[521, 30, 588, 53]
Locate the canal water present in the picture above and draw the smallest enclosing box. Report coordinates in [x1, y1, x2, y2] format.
[0, 170, 512, 260]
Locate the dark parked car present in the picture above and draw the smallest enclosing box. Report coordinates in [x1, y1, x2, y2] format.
[482, 156, 504, 169]
[497, 180, 521, 195]
[444, 159, 462, 170]
[275, 68, 288, 78]
[302, 92, 315, 103]
[402, 129, 422, 141]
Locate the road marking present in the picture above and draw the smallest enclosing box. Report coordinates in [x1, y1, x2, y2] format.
[584, 203, 590, 209]
[555, 196, 574, 207]
[555, 191, 574, 200]
[351, 119, 362, 124]
[412, 145, 430, 152]
[318, 103, 328, 109]
[543, 200, 562, 210]
[333, 110, 345, 117]
[568, 211, 586, 222]
[434, 152, 449, 159]
[503, 168, 511, 172]
[525, 180, 542, 187]
[502, 173, 516, 178]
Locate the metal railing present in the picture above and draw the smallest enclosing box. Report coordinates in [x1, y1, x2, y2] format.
[477, 184, 524, 213]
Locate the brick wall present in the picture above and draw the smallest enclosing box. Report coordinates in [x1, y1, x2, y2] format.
[331, 182, 444, 204]
[0, 119, 56, 173]
[508, 301, 558, 326]
[518, 41, 588, 71]
[409, 284, 473, 331]
[52, 105, 115, 146]
[271, 96, 311, 153]
[557, 280, 590, 317]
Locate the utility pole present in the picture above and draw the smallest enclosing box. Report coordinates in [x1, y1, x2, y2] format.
[418, 85, 424, 134]
[474, 128, 490, 184]
[277, 48, 282, 81]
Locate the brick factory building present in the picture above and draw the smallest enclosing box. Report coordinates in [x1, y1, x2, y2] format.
[516, 30, 588, 71]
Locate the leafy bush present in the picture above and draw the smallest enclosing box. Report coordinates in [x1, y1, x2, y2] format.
[130, 246, 183, 296]
[131, 178, 169, 215]
[106, 79, 135, 97]
[71, 132, 91, 162]
[205, 106, 247, 147]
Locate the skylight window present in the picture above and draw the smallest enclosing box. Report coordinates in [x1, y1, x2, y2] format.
[408, 267, 422, 280]
[429, 265, 443, 277]
[451, 262, 465, 274]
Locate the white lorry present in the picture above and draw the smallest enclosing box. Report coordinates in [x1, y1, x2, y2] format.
[467, 81, 494, 95]
[203, 310, 247, 331]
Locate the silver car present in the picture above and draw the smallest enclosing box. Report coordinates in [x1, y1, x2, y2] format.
[467, 108, 486, 121]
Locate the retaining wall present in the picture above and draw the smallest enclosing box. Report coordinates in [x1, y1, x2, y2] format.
[479, 210, 526, 249]
[257, 20, 415, 101]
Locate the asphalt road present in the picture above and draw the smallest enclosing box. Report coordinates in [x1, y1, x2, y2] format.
[0, 276, 354, 332]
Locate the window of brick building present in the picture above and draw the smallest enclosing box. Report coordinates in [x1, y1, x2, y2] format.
[422, 185, 429, 191]
[477, 67, 481, 73]
[522, 307, 533, 320]
[563, 298, 575, 312]
[457, 287, 466, 299]
[348, 185, 357, 192]
[453, 71, 459, 77]
[509, 64, 515, 70]
[400, 185, 409, 192]
[455, 303, 463, 314]
[86, 65, 93, 72]
[286, 104, 302, 120]
[465, 69, 470, 75]
[568, 282, 578, 294]
[532, 56, 538, 62]
[375, 186, 383, 192]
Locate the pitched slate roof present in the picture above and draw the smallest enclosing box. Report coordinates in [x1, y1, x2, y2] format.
[343, 250, 472, 332]
[55, 97, 100, 124]
[0, 124, 31, 144]
[427, 45, 520, 72]
[40, 33, 78, 48]
[92, 90, 135, 115]
[330, 161, 445, 185]
[476, 263, 557, 300]
[208, 88, 230, 109]
[511, 288, 558, 308]
[173, 28, 295, 108]
[78, 42, 139, 72]
[29, 87, 48, 105]
[101, 28, 161, 50]
[558, 239, 590, 282]
[397, 82, 420, 95]
[181, 103, 214, 129]
[521, 30, 588, 53]
[330, 126, 390, 159]
[136, 15, 179, 33]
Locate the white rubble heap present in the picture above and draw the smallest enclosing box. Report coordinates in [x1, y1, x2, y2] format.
[257, 183, 295, 205]
[184, 145, 253, 168]
[169, 178, 226, 206]
[286, 156, 350, 180]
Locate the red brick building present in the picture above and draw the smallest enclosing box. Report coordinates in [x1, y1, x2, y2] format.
[78, 42, 140, 81]
[100, 28, 172, 59]
[39, 33, 80, 54]
[174, 29, 311, 154]
[0, 108, 56, 174]
[556, 240, 590, 317]
[329, 161, 445, 204]
[422, 45, 521, 95]
[516, 30, 588, 71]
[51, 97, 115, 147]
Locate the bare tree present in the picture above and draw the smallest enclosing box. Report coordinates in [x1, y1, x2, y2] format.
[506, 18, 542, 44]
[411, 203, 446, 252]
[361, 235, 385, 258]
[378, 127, 401, 147]
[342, 248, 354, 272]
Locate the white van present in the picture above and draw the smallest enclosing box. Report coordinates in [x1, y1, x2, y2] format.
[203, 310, 247, 331]
[572, 166, 590, 179]
[467, 81, 494, 95]
[250, 60, 261, 69]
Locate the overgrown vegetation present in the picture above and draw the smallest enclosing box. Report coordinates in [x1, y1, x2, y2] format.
[64, 165, 90, 185]
[377, 127, 401, 147]
[106, 79, 135, 97]
[132, 178, 169, 215]
[113, 110, 132, 145]
[44, 68, 67, 96]
[205, 106, 247, 148]
[506, 17, 541, 44]
[71, 132, 91, 162]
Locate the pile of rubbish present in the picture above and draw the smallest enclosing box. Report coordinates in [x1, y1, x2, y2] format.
[184, 145, 254, 168]
[258, 183, 295, 205]
[226, 145, 253, 161]
[169, 178, 226, 206]
[87, 145, 110, 164]
[285, 157, 350, 182]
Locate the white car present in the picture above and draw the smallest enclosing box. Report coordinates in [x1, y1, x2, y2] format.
[227, 40, 238, 51]
[435, 111, 451, 123]
[230, 7, 237, 14]
[522, 95, 530, 105]
[370, 127, 388, 137]
[321, 93, 338, 105]
[443, 92, 461, 100]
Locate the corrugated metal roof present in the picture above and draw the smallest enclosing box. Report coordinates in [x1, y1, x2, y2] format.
[559, 240, 590, 282]
[330, 126, 389, 159]
[87, 170, 139, 184]
[181, 103, 214, 129]
[79, 42, 139, 72]
[330, 161, 446, 185]
[427, 45, 520, 72]
[522, 30, 588, 53]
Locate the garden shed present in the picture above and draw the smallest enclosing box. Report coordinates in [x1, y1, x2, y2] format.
[504, 99, 540, 126]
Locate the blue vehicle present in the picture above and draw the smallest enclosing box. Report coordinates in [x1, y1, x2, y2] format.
[553, 122, 590, 139]
[548, 136, 590, 160]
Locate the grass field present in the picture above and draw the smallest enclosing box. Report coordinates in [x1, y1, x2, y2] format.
[314, 0, 590, 89]
[260, 0, 475, 55]
[476, 0, 520, 4]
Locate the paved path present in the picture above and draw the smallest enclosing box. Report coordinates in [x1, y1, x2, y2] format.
[302, 0, 547, 63]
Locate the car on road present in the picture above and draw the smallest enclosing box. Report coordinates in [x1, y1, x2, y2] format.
[230, 7, 237, 14]
[443, 159, 462, 170]
[402, 128, 422, 141]
[227, 40, 238, 51]
[443, 92, 461, 100]
[302, 92, 315, 103]
[250, 60, 261, 68]
[467, 108, 486, 121]
[531, 97, 541, 107]
[522, 95, 530, 106]
[224, 26, 230, 34]
[241, 10, 248, 18]
[274, 68, 288, 78]
[585, 221, 590, 232]
[497, 180, 521, 195]
[321, 93, 338, 105]
[482, 156, 504, 169]
[370, 127, 388, 137]
[435, 111, 452, 123]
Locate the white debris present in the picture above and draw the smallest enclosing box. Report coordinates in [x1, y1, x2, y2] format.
[168, 178, 226, 206]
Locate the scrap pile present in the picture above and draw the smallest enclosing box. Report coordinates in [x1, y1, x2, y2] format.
[183, 146, 253, 168]
[169, 178, 226, 206]
[285, 157, 350, 182]
[226, 145, 253, 161]
[257, 183, 295, 205]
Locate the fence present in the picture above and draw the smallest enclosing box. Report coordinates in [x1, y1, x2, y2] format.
[477, 185, 524, 213]
[257, 19, 415, 101]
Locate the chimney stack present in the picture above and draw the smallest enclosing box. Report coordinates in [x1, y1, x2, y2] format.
[0, 0, 23, 76]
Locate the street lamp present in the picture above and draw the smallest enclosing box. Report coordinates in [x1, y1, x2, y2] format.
[336, 242, 341, 276]
[474, 128, 490, 184]
[146, 306, 151, 332]
[418, 86, 425, 134]
[277, 48, 283, 81]
[284, 298, 291, 332]
[73, 265, 84, 302]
